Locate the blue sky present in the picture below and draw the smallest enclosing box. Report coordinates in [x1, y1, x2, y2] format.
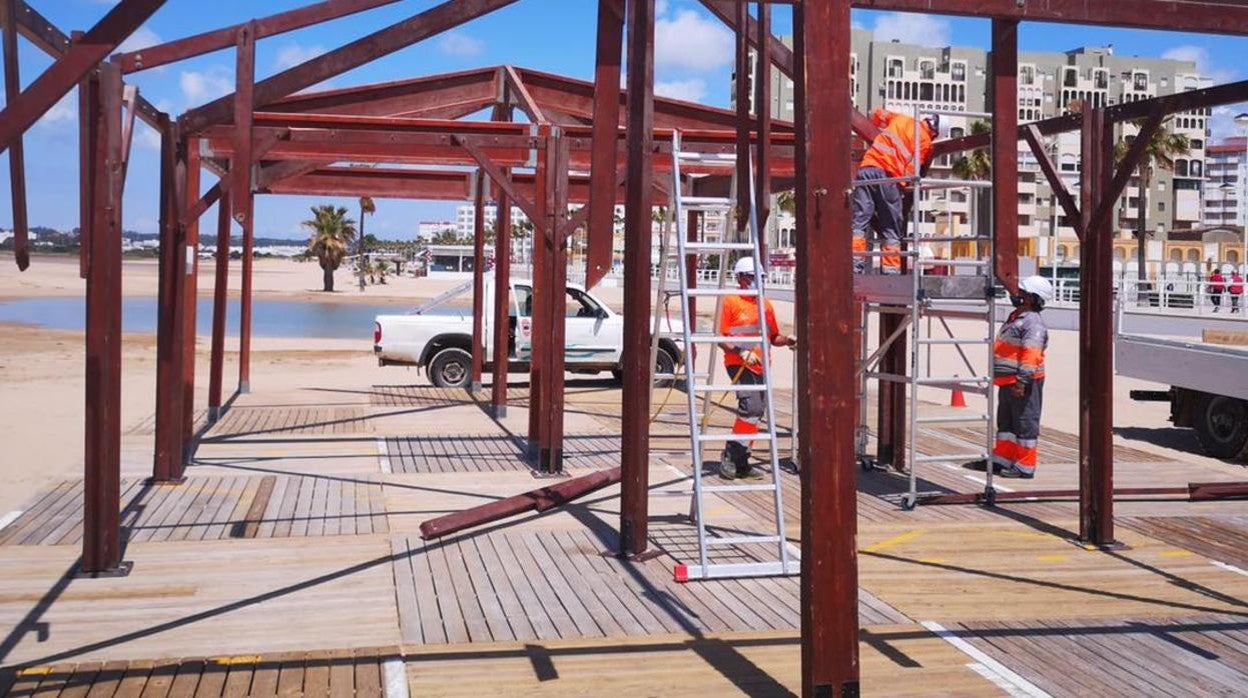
[1, 0, 1245, 241]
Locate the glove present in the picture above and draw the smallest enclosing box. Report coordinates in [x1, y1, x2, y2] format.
[741, 349, 762, 367]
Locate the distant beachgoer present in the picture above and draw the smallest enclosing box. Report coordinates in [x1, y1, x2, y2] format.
[1210, 269, 1226, 313]
[1230, 271, 1244, 314]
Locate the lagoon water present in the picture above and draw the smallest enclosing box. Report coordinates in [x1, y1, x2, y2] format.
[0, 297, 462, 339]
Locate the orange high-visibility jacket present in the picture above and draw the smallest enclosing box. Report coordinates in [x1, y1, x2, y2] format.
[993, 309, 1048, 387]
[860, 108, 934, 181]
[720, 294, 780, 376]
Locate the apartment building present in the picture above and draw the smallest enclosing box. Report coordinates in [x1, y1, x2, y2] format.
[453, 204, 531, 239]
[734, 32, 1213, 267]
[1205, 136, 1247, 229]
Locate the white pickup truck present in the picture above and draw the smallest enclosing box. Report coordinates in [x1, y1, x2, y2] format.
[374, 278, 682, 388]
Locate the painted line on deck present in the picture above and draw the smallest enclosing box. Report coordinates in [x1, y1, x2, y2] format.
[962, 474, 1014, 493]
[1211, 560, 1248, 577]
[921, 620, 1051, 698]
[864, 528, 925, 554]
[383, 657, 409, 698]
[0, 510, 22, 533]
[377, 438, 392, 475]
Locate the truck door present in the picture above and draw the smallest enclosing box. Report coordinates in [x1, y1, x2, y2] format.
[563, 288, 617, 365]
[513, 284, 533, 360]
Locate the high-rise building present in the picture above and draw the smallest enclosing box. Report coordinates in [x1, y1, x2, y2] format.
[1205, 136, 1247, 229]
[733, 33, 1213, 267]
[454, 204, 530, 239]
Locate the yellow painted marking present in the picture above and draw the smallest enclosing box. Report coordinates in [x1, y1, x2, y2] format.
[1160, 549, 1195, 558]
[1037, 554, 1069, 563]
[918, 558, 947, 565]
[17, 667, 52, 677]
[212, 655, 261, 666]
[863, 529, 926, 554]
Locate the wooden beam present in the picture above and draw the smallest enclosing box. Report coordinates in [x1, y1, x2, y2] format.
[1022, 124, 1081, 239]
[454, 135, 542, 223]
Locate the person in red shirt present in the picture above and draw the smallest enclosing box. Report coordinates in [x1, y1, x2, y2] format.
[1209, 268, 1226, 312]
[716, 257, 796, 479]
[1230, 270, 1244, 314]
[853, 108, 939, 274]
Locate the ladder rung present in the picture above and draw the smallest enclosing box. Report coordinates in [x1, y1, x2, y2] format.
[915, 414, 991, 424]
[685, 242, 755, 251]
[917, 236, 992, 243]
[931, 259, 991, 267]
[915, 376, 991, 386]
[689, 335, 764, 343]
[916, 338, 991, 345]
[692, 384, 767, 392]
[697, 432, 774, 443]
[913, 453, 986, 463]
[652, 373, 683, 380]
[701, 484, 778, 493]
[686, 288, 759, 297]
[677, 151, 736, 162]
[855, 250, 921, 257]
[675, 560, 798, 581]
[704, 535, 783, 546]
[682, 196, 732, 206]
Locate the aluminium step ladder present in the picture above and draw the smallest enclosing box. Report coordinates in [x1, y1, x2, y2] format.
[660, 131, 796, 581]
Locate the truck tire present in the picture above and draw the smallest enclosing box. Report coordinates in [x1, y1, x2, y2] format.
[612, 347, 677, 386]
[1193, 394, 1248, 461]
[428, 347, 472, 389]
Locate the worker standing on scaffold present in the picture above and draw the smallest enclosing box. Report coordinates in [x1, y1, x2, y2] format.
[852, 108, 939, 274]
[716, 257, 797, 480]
[976, 275, 1054, 479]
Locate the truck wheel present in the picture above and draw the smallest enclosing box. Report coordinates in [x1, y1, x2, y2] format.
[428, 348, 472, 389]
[611, 348, 677, 386]
[1193, 394, 1248, 461]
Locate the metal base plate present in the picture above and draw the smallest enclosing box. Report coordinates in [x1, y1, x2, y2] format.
[74, 560, 133, 579]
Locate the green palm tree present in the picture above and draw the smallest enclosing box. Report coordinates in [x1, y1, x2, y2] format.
[304, 205, 357, 292]
[776, 190, 796, 215]
[1115, 119, 1190, 286]
[357, 196, 375, 291]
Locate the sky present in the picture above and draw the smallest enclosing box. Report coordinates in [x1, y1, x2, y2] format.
[1, 0, 1246, 242]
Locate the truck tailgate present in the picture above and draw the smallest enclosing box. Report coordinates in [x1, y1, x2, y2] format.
[1116, 333, 1248, 399]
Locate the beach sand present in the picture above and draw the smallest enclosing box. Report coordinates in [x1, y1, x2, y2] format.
[0, 254, 1232, 515]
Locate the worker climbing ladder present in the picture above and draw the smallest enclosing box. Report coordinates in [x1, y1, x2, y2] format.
[853, 105, 1001, 509]
[655, 131, 796, 581]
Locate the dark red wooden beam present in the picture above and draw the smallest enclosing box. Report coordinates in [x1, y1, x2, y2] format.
[734, 0, 751, 236]
[538, 132, 570, 473]
[1087, 107, 1165, 239]
[181, 140, 202, 459]
[795, 0, 861, 693]
[471, 170, 487, 393]
[755, 0, 772, 263]
[1022, 124, 1082, 239]
[179, 0, 520, 135]
[0, 0, 164, 154]
[502, 64, 546, 124]
[619, 0, 655, 558]
[3, 0, 29, 270]
[991, 19, 1020, 294]
[490, 169, 513, 418]
[585, 0, 624, 289]
[152, 120, 187, 483]
[269, 167, 472, 199]
[265, 66, 500, 118]
[208, 186, 232, 420]
[113, 0, 404, 73]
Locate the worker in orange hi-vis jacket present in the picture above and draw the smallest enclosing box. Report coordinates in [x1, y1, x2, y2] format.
[974, 275, 1054, 479]
[852, 108, 939, 274]
[716, 257, 797, 480]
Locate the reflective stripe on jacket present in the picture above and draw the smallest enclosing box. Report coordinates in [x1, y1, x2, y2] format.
[859, 108, 934, 181]
[993, 309, 1048, 387]
[720, 294, 780, 376]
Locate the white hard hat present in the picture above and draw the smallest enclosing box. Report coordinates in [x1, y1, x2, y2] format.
[733, 256, 756, 276]
[1019, 275, 1054, 304]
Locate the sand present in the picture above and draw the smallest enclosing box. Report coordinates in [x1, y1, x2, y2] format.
[0, 253, 1235, 515]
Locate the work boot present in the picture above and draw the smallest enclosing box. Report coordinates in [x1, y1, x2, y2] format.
[881, 267, 902, 276]
[997, 465, 1034, 479]
[718, 448, 738, 480]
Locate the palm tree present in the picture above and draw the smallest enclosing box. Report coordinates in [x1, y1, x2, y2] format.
[951, 120, 992, 251]
[776, 190, 796, 215]
[304, 205, 357, 292]
[376, 259, 390, 284]
[357, 196, 375, 291]
[1115, 119, 1190, 288]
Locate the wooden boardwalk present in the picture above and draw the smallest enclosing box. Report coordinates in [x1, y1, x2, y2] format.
[2, 383, 1247, 696]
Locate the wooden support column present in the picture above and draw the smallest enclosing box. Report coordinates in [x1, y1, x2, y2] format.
[235, 22, 256, 394]
[539, 131, 570, 473]
[181, 140, 201, 461]
[991, 19, 1020, 294]
[733, 0, 750, 236]
[753, 0, 771, 262]
[1079, 107, 1117, 546]
[491, 186, 513, 417]
[208, 187, 232, 420]
[3, 0, 29, 271]
[471, 171, 487, 393]
[877, 314, 907, 471]
[527, 128, 550, 455]
[81, 63, 129, 576]
[620, 0, 655, 557]
[152, 117, 187, 482]
[585, 0, 624, 289]
[795, 0, 859, 694]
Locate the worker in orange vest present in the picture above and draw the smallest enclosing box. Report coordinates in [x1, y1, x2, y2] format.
[716, 256, 796, 479]
[853, 108, 939, 274]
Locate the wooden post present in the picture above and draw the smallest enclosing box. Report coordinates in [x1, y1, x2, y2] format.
[152, 117, 187, 482]
[181, 139, 201, 461]
[471, 171, 487, 393]
[491, 187, 513, 417]
[208, 187, 232, 420]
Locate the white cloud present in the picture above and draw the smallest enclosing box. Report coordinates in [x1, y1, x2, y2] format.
[1161, 45, 1237, 84]
[117, 25, 161, 54]
[655, 78, 707, 103]
[872, 12, 951, 48]
[1210, 105, 1248, 141]
[275, 42, 327, 71]
[437, 31, 485, 58]
[656, 9, 733, 72]
[180, 67, 233, 107]
[35, 92, 76, 132]
[136, 123, 162, 152]
[656, 0, 670, 16]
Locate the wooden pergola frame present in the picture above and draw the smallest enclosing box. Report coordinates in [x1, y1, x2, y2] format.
[2, 1, 1247, 695]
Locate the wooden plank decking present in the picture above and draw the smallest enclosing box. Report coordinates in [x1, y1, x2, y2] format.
[2, 383, 1247, 696]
